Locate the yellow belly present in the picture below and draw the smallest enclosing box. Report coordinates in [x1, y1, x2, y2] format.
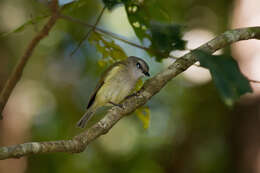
[97, 81, 133, 105]
[94, 80, 135, 108]
[93, 65, 137, 108]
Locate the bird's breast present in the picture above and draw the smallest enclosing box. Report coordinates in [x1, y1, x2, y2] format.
[96, 67, 138, 106]
[109, 78, 135, 104]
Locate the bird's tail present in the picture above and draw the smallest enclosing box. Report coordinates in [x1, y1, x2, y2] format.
[76, 108, 95, 128]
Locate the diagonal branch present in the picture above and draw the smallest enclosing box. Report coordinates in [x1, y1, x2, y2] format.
[0, 26, 260, 160]
[70, 6, 106, 56]
[0, 0, 59, 119]
[60, 14, 180, 60]
[59, 14, 152, 52]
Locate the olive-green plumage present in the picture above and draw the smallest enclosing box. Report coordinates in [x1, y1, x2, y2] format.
[76, 56, 150, 128]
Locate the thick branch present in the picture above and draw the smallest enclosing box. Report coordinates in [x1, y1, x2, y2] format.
[0, 0, 59, 118]
[0, 27, 260, 160]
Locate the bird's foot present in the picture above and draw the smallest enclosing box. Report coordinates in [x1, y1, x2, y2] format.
[125, 91, 140, 100]
[109, 101, 124, 109]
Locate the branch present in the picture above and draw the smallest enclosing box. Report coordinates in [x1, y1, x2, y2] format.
[1, 26, 260, 160]
[70, 6, 106, 56]
[59, 14, 155, 53]
[60, 14, 182, 60]
[0, 0, 59, 118]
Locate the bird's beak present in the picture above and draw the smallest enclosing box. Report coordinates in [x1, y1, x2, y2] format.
[144, 72, 150, 77]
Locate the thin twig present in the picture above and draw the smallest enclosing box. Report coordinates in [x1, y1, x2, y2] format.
[60, 14, 260, 79]
[70, 6, 106, 56]
[60, 14, 192, 61]
[0, 0, 59, 118]
[59, 14, 152, 51]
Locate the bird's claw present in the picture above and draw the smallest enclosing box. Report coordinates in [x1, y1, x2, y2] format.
[125, 91, 140, 100]
[109, 101, 124, 109]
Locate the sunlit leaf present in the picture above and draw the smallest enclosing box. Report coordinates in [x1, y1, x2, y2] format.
[123, 0, 186, 61]
[124, 1, 150, 40]
[135, 106, 150, 129]
[89, 32, 128, 67]
[195, 50, 252, 106]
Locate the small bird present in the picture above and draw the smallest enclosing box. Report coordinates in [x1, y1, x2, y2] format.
[76, 56, 150, 128]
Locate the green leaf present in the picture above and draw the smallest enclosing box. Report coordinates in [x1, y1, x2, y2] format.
[102, 0, 125, 10]
[1, 14, 49, 37]
[88, 32, 128, 67]
[61, 0, 89, 12]
[135, 106, 150, 129]
[123, 0, 186, 61]
[195, 50, 252, 106]
[124, 0, 170, 40]
[101, 0, 186, 61]
[149, 22, 186, 60]
[124, 1, 150, 40]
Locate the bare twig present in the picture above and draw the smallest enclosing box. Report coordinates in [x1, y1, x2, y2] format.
[0, 0, 59, 119]
[70, 6, 106, 56]
[59, 14, 152, 51]
[60, 14, 195, 61]
[1, 26, 260, 160]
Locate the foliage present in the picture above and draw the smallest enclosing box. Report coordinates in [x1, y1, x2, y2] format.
[149, 22, 186, 60]
[135, 106, 150, 129]
[103, 0, 187, 60]
[88, 31, 127, 67]
[195, 50, 252, 106]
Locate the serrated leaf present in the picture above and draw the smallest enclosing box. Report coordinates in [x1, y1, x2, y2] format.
[89, 32, 127, 67]
[1, 15, 49, 37]
[195, 50, 252, 106]
[135, 106, 150, 129]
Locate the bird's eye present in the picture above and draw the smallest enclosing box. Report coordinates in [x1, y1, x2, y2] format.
[136, 62, 141, 69]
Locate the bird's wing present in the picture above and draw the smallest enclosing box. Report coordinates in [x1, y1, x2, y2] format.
[86, 61, 125, 109]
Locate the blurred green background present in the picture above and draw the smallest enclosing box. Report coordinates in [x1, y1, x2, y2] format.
[0, 0, 259, 173]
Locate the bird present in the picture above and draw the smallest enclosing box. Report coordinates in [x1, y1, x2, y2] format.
[76, 56, 150, 128]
